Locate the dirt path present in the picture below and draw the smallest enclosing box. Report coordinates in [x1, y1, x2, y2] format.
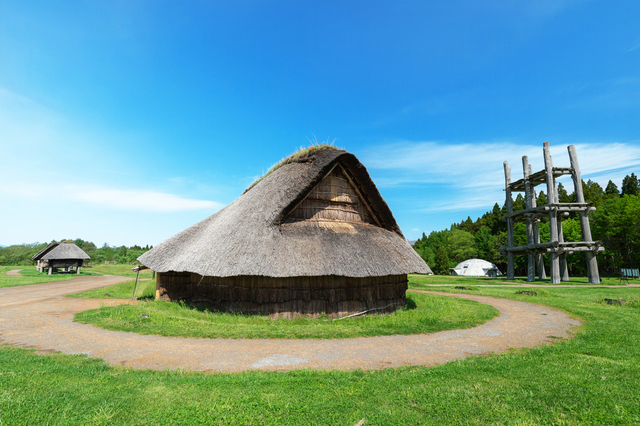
[4, 269, 22, 276]
[0, 277, 580, 372]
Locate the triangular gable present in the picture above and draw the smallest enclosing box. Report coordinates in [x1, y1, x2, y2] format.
[284, 163, 381, 226]
[32, 242, 59, 260]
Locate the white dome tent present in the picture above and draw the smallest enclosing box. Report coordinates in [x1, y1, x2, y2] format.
[450, 259, 502, 277]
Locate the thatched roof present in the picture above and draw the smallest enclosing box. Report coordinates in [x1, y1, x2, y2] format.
[32, 241, 90, 260]
[139, 148, 432, 277]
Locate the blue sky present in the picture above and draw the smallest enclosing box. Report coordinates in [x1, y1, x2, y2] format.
[1, 0, 639, 247]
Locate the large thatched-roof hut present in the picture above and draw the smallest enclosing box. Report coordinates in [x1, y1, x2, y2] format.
[32, 241, 90, 275]
[138, 146, 432, 317]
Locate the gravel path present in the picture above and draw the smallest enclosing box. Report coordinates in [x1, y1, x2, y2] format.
[0, 276, 580, 372]
[4, 269, 22, 276]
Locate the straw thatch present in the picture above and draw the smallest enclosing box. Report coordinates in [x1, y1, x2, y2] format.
[32, 241, 90, 261]
[32, 241, 90, 273]
[139, 147, 431, 317]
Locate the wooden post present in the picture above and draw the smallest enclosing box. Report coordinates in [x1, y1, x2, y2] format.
[155, 276, 160, 300]
[568, 145, 600, 283]
[77, 266, 81, 274]
[528, 167, 547, 279]
[504, 161, 515, 280]
[48, 266, 52, 275]
[543, 142, 561, 284]
[522, 156, 535, 282]
[132, 269, 140, 302]
[553, 178, 570, 281]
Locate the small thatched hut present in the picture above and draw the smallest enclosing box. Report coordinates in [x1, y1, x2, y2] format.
[32, 241, 90, 275]
[138, 146, 432, 317]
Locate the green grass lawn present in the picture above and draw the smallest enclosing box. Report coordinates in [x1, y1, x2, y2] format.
[1, 285, 639, 424]
[0, 265, 99, 288]
[71, 286, 499, 339]
[86, 263, 155, 278]
[408, 273, 634, 286]
[67, 278, 157, 300]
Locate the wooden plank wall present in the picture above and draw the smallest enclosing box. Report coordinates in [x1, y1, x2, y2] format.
[156, 272, 408, 318]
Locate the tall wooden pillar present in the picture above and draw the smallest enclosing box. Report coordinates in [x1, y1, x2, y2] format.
[568, 145, 600, 283]
[504, 161, 515, 280]
[522, 156, 535, 282]
[543, 142, 561, 284]
[552, 177, 570, 281]
[529, 167, 547, 280]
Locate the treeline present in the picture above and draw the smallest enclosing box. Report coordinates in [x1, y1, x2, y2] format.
[0, 239, 152, 266]
[414, 173, 640, 276]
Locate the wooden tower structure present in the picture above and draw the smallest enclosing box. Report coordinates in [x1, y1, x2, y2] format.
[501, 142, 603, 284]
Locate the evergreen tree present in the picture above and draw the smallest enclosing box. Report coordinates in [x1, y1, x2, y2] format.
[582, 179, 605, 206]
[537, 191, 548, 206]
[605, 180, 619, 197]
[434, 246, 451, 275]
[513, 194, 526, 212]
[621, 173, 639, 196]
[557, 182, 572, 203]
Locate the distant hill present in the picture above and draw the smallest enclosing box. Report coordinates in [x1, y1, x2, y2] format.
[0, 244, 6, 248]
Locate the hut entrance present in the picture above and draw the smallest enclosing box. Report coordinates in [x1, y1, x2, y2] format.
[284, 164, 380, 225]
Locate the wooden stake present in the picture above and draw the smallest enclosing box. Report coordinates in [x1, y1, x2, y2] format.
[131, 269, 140, 302]
[568, 145, 600, 283]
[504, 161, 515, 280]
[529, 165, 547, 279]
[522, 156, 535, 282]
[553, 177, 570, 281]
[543, 142, 561, 284]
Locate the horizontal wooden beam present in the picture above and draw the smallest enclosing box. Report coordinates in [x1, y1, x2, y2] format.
[500, 241, 604, 254]
[501, 203, 594, 220]
[509, 167, 574, 191]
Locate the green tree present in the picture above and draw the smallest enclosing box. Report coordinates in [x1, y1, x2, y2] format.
[591, 194, 640, 272]
[434, 246, 451, 275]
[537, 191, 548, 206]
[557, 182, 573, 203]
[621, 173, 639, 196]
[513, 194, 526, 213]
[582, 179, 605, 206]
[605, 180, 619, 197]
[447, 228, 477, 265]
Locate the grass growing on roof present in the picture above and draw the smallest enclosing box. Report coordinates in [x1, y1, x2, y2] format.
[245, 140, 341, 193]
[3, 286, 640, 424]
[73, 292, 499, 339]
[0, 266, 99, 288]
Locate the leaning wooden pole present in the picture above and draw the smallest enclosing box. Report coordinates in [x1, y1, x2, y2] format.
[568, 145, 600, 283]
[543, 142, 561, 284]
[504, 161, 515, 280]
[522, 156, 535, 282]
[131, 269, 140, 302]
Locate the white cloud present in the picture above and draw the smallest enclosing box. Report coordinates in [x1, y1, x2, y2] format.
[0, 183, 222, 212]
[72, 188, 223, 212]
[364, 140, 640, 187]
[628, 41, 640, 52]
[363, 140, 640, 212]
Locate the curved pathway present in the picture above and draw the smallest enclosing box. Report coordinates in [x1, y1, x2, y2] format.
[4, 269, 22, 276]
[0, 277, 580, 372]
